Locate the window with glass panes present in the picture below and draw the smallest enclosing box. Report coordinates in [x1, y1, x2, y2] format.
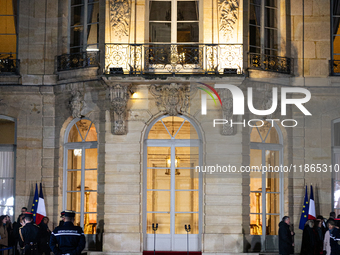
[249, 0, 278, 56]
[70, 0, 99, 53]
[332, 119, 340, 215]
[143, 116, 202, 251]
[63, 118, 98, 234]
[0, 116, 16, 219]
[332, 0, 340, 63]
[149, 0, 199, 43]
[0, 0, 18, 59]
[249, 121, 283, 241]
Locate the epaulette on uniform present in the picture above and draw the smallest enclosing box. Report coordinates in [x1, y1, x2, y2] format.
[33, 223, 40, 227]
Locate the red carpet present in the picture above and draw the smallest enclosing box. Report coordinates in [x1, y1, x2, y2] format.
[143, 252, 201, 255]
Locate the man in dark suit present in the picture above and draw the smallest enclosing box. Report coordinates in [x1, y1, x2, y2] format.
[279, 216, 294, 255]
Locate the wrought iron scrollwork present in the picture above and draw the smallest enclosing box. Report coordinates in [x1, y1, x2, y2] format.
[331, 60, 340, 76]
[0, 57, 19, 74]
[145, 44, 203, 74]
[248, 53, 292, 74]
[105, 43, 243, 75]
[56, 52, 99, 72]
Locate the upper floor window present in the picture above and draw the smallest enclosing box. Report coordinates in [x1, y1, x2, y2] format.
[70, 0, 99, 53]
[332, 1, 340, 70]
[149, 0, 199, 43]
[0, 0, 18, 73]
[249, 0, 278, 56]
[0, 116, 16, 219]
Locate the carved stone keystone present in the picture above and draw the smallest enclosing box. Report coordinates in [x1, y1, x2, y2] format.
[70, 90, 85, 118]
[150, 83, 197, 116]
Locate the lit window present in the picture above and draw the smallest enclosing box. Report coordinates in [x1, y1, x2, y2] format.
[0, 0, 18, 73]
[149, 0, 199, 43]
[249, 121, 283, 250]
[70, 0, 99, 53]
[64, 118, 98, 234]
[144, 116, 201, 251]
[332, 0, 340, 73]
[0, 116, 16, 219]
[333, 119, 340, 214]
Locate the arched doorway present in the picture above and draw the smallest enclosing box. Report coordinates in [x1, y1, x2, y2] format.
[143, 115, 202, 251]
[63, 118, 98, 236]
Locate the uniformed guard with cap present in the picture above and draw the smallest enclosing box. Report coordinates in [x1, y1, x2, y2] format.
[19, 213, 40, 255]
[49, 210, 86, 255]
[58, 211, 65, 227]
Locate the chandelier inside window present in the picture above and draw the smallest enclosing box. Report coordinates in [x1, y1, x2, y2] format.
[165, 154, 180, 175]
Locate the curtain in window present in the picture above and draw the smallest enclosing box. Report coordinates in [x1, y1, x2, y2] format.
[334, 0, 340, 39]
[0, 152, 14, 208]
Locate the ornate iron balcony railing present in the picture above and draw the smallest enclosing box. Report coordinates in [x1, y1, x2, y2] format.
[248, 53, 292, 74]
[56, 52, 99, 72]
[105, 43, 243, 75]
[330, 60, 340, 76]
[0, 58, 20, 74]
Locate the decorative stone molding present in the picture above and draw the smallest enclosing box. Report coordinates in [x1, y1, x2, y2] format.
[149, 83, 197, 116]
[110, 0, 131, 37]
[220, 90, 237, 136]
[70, 90, 85, 118]
[109, 84, 129, 135]
[218, 0, 239, 40]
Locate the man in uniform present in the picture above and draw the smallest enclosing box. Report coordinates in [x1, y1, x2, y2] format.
[50, 210, 86, 255]
[58, 211, 65, 227]
[19, 213, 40, 255]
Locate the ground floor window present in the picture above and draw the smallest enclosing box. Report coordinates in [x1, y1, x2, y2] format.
[63, 118, 98, 234]
[249, 121, 283, 251]
[333, 118, 340, 214]
[143, 116, 202, 251]
[0, 116, 16, 218]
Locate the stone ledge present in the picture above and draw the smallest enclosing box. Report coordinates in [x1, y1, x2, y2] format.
[57, 67, 99, 81]
[0, 74, 21, 85]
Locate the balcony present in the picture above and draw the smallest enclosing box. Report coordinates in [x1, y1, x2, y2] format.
[248, 53, 292, 75]
[0, 58, 20, 75]
[105, 43, 243, 75]
[56, 51, 99, 72]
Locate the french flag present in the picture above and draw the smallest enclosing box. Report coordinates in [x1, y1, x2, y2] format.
[36, 183, 46, 225]
[308, 185, 316, 220]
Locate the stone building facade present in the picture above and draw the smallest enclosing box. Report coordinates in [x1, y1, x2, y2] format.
[0, 0, 339, 254]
